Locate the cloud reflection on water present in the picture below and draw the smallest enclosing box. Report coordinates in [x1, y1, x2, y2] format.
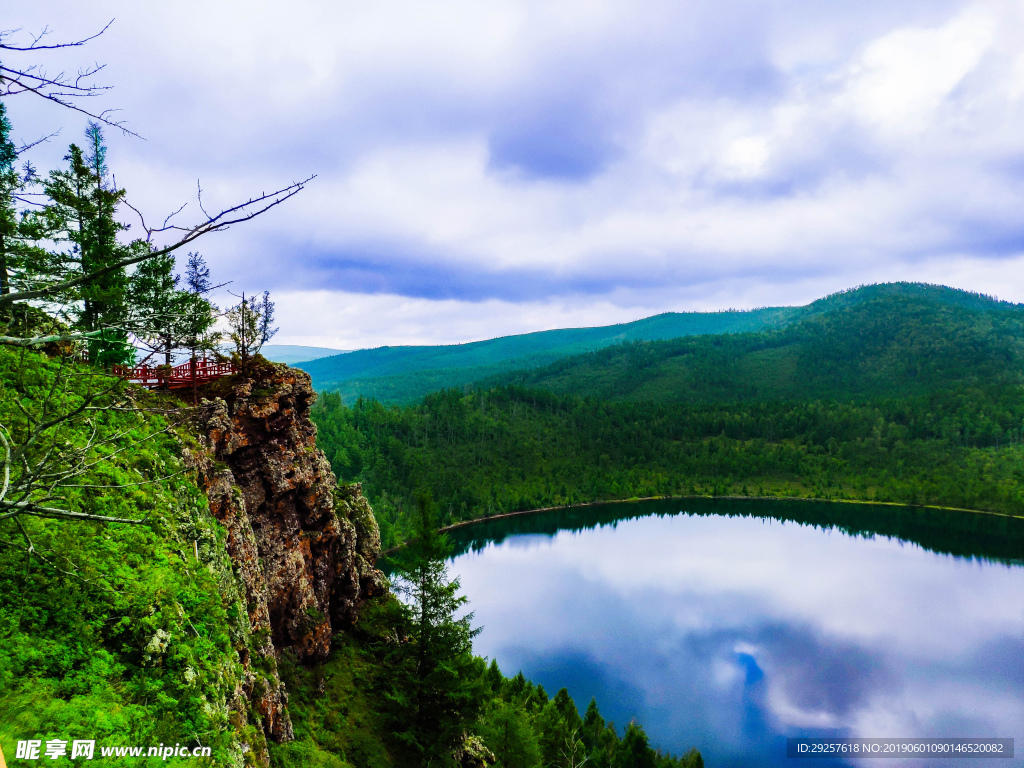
[451, 512, 1024, 767]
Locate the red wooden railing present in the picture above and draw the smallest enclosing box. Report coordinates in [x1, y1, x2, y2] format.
[112, 359, 237, 390]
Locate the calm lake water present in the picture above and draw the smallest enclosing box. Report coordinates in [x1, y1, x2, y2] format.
[444, 499, 1024, 767]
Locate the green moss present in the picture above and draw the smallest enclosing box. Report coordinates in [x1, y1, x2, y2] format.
[0, 347, 261, 764]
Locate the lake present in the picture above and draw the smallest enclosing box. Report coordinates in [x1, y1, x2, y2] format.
[444, 498, 1024, 767]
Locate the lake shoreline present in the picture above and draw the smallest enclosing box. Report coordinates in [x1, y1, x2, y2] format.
[378, 493, 1024, 554]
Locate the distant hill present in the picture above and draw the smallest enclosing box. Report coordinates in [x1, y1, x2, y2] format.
[487, 283, 1024, 402]
[297, 282, 1017, 404]
[310, 283, 1024, 541]
[296, 305, 802, 402]
[262, 345, 349, 365]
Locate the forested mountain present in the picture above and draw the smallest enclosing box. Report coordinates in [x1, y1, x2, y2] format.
[309, 283, 1024, 548]
[314, 383, 1024, 548]
[299, 282, 1016, 405]
[296, 303, 801, 402]
[487, 283, 1024, 403]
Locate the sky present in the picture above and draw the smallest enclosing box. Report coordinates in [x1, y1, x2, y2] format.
[5, 1, 1024, 349]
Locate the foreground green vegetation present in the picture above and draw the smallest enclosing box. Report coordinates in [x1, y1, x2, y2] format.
[1, 346, 700, 767]
[0, 348, 262, 765]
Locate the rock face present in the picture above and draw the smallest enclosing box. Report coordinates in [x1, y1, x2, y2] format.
[195, 359, 385, 747]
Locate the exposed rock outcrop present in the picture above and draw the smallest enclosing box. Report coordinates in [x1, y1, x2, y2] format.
[192, 359, 385, 750]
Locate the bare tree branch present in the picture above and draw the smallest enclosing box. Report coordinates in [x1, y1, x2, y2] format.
[0, 501, 146, 525]
[0, 21, 114, 52]
[0, 21, 138, 136]
[0, 329, 110, 348]
[0, 175, 314, 311]
[15, 130, 61, 156]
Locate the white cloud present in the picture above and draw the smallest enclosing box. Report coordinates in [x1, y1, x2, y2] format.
[6, 0, 1024, 347]
[841, 7, 995, 134]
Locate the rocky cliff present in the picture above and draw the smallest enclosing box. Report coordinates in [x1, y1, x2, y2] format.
[191, 359, 385, 756]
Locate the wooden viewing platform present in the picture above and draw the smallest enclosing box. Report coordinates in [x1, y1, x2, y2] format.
[112, 359, 237, 390]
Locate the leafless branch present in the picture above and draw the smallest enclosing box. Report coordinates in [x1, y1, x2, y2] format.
[0, 350, 186, 530]
[15, 130, 61, 156]
[161, 201, 188, 230]
[0, 328, 111, 348]
[0, 501, 146, 525]
[0, 21, 114, 52]
[0, 175, 313, 311]
[0, 21, 137, 136]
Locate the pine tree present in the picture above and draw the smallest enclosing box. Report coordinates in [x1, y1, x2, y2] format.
[128, 252, 182, 367]
[0, 100, 20, 301]
[181, 252, 221, 362]
[582, 697, 606, 753]
[227, 290, 277, 366]
[480, 699, 541, 768]
[386, 494, 486, 767]
[43, 122, 133, 363]
[612, 722, 656, 768]
[537, 688, 585, 768]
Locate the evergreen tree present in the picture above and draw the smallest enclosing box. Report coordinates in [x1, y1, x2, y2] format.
[536, 688, 585, 768]
[485, 658, 504, 694]
[582, 698, 605, 751]
[128, 251, 183, 367]
[612, 722, 656, 768]
[0, 101, 50, 314]
[386, 494, 486, 767]
[45, 123, 128, 329]
[227, 290, 277, 366]
[126, 250, 218, 370]
[43, 122, 133, 363]
[0, 100, 20, 301]
[480, 699, 541, 768]
[181, 252, 221, 363]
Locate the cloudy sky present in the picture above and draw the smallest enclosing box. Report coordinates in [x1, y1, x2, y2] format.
[6, 1, 1024, 348]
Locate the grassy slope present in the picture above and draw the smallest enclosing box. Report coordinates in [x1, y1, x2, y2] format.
[296, 304, 801, 403]
[0, 348, 264, 766]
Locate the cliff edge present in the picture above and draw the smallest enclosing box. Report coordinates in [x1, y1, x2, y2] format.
[195, 359, 385, 748]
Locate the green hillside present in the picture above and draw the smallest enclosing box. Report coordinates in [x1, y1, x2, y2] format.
[297, 304, 801, 402]
[488, 283, 1024, 403]
[309, 283, 1024, 547]
[0, 349, 266, 764]
[300, 282, 1014, 405]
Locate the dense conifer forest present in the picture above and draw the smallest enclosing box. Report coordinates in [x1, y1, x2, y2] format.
[310, 285, 1024, 548]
